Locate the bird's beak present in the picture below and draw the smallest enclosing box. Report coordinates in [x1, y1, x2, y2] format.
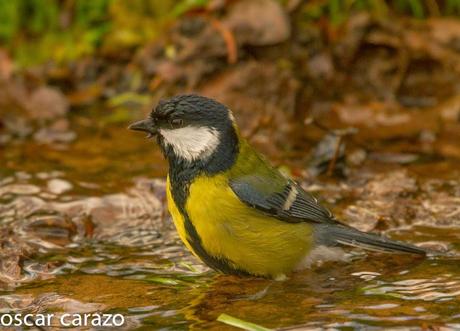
[128, 118, 158, 138]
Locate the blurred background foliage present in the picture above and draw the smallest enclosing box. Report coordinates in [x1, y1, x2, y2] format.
[1, 0, 460, 67]
[0, 0, 207, 66]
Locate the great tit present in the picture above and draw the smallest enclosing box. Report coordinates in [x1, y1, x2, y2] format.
[129, 94, 426, 279]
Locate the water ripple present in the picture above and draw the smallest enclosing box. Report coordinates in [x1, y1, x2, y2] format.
[364, 274, 460, 301]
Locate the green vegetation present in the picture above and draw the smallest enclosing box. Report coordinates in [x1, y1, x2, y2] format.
[302, 0, 460, 24]
[217, 314, 273, 331]
[1, 0, 459, 66]
[0, 0, 112, 65]
[0, 0, 208, 66]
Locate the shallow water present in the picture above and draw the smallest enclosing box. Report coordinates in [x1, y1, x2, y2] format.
[1, 111, 460, 330]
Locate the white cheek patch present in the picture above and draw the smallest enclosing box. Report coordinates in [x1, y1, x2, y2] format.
[159, 126, 220, 162]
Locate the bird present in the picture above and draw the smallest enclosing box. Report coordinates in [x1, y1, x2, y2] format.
[129, 94, 426, 279]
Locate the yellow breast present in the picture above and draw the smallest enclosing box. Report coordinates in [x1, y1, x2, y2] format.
[166, 174, 313, 278]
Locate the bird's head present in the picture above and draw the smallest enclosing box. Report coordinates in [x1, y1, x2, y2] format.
[129, 94, 238, 164]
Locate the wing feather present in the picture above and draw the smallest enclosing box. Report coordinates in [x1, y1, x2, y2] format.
[229, 175, 334, 224]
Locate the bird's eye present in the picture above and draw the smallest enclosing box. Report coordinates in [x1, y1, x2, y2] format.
[170, 118, 183, 127]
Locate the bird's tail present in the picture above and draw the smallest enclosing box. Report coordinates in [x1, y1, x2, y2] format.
[317, 224, 427, 255]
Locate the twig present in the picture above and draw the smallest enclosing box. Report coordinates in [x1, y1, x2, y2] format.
[326, 135, 343, 176]
[210, 18, 238, 64]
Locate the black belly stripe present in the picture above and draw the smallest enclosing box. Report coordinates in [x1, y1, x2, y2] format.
[164, 124, 251, 276]
[168, 170, 250, 275]
[182, 212, 251, 276]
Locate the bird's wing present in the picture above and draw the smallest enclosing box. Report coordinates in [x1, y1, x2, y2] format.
[228, 143, 427, 255]
[229, 174, 335, 224]
[229, 174, 427, 255]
